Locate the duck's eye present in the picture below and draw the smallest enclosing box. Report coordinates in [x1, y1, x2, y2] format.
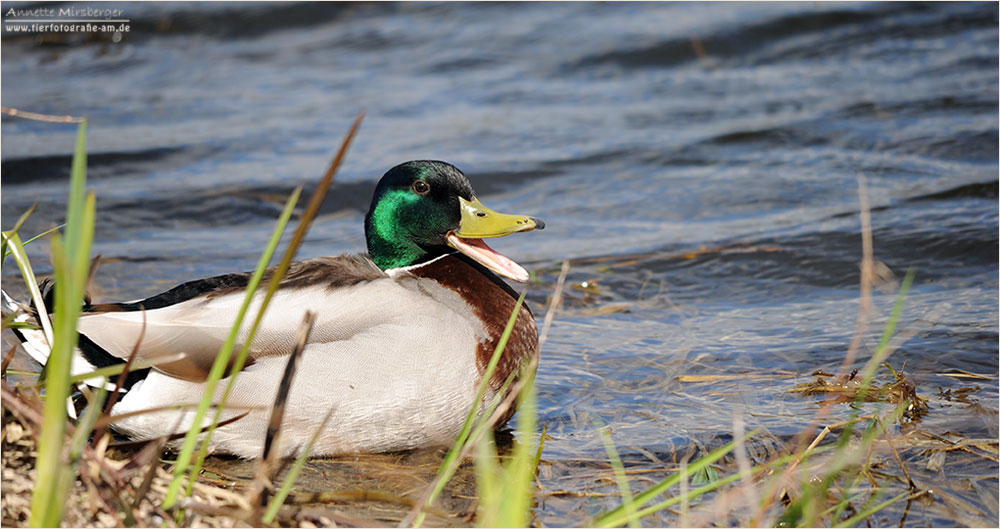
[412, 180, 431, 195]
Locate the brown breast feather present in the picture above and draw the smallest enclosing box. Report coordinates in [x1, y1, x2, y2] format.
[412, 255, 539, 411]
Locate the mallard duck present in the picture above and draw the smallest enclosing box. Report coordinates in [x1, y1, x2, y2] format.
[3, 160, 544, 458]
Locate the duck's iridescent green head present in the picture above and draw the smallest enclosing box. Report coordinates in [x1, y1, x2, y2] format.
[364, 160, 543, 281]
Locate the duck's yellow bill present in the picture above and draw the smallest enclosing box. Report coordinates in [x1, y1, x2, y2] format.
[447, 197, 544, 283]
[455, 197, 543, 238]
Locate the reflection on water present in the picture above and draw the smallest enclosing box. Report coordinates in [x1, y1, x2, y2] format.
[2, 1, 997, 525]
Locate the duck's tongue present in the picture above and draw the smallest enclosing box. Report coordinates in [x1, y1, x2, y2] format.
[446, 233, 530, 282]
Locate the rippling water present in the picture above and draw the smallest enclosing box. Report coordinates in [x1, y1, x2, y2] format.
[2, 2, 997, 525]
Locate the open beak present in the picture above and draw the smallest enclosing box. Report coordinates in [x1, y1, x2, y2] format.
[446, 197, 544, 282]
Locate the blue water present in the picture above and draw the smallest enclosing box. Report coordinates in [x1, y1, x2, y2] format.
[2, 2, 997, 525]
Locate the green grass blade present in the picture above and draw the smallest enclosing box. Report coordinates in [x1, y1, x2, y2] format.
[63, 121, 88, 262]
[261, 409, 335, 524]
[166, 113, 361, 509]
[3, 223, 66, 265]
[473, 359, 539, 528]
[473, 431, 502, 527]
[29, 235, 73, 528]
[856, 267, 915, 402]
[834, 490, 913, 528]
[465, 369, 521, 454]
[498, 364, 538, 527]
[596, 419, 640, 528]
[162, 187, 300, 508]
[29, 120, 92, 528]
[21, 224, 64, 248]
[413, 292, 526, 527]
[2, 231, 55, 346]
[55, 386, 107, 526]
[3, 370, 39, 377]
[185, 187, 302, 492]
[3, 320, 40, 331]
[69, 386, 107, 459]
[66, 352, 186, 384]
[533, 423, 547, 473]
[0, 203, 36, 262]
[595, 428, 760, 527]
[597, 446, 831, 528]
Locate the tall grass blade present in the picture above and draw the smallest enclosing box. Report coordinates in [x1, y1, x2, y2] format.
[835, 490, 916, 528]
[497, 364, 538, 527]
[162, 187, 300, 508]
[191, 113, 362, 481]
[165, 112, 362, 508]
[408, 292, 526, 527]
[3, 232, 55, 346]
[263, 311, 316, 461]
[56, 385, 107, 523]
[66, 352, 186, 384]
[250, 310, 317, 518]
[183, 186, 302, 496]
[64, 123, 90, 268]
[20, 225, 63, 250]
[473, 361, 539, 528]
[533, 423, 547, 472]
[0, 202, 36, 261]
[69, 385, 107, 459]
[473, 432, 502, 526]
[856, 267, 916, 400]
[595, 419, 639, 528]
[28, 120, 93, 528]
[261, 408, 335, 524]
